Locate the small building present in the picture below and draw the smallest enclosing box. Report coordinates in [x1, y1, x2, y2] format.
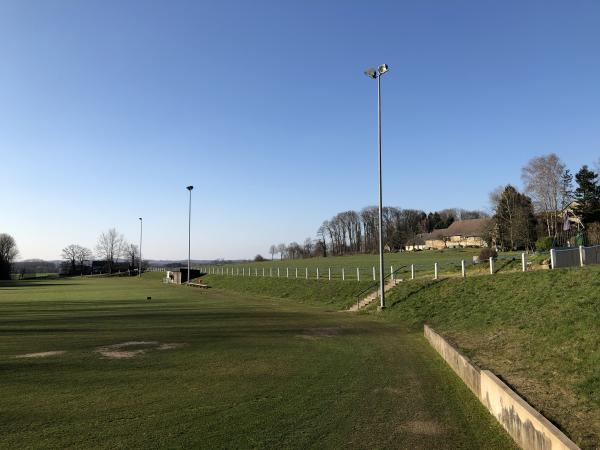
[422, 219, 491, 249]
[165, 268, 202, 284]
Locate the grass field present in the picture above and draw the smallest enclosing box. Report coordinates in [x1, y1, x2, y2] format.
[0, 273, 516, 449]
[377, 265, 600, 450]
[199, 249, 532, 281]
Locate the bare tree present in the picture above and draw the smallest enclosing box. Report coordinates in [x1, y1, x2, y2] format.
[277, 243, 286, 260]
[0, 233, 19, 280]
[123, 242, 139, 271]
[269, 245, 277, 261]
[287, 242, 302, 259]
[303, 237, 313, 257]
[61, 244, 80, 274]
[76, 246, 92, 275]
[95, 228, 125, 273]
[521, 153, 570, 238]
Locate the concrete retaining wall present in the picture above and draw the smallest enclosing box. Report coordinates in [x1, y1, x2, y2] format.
[424, 324, 480, 396]
[424, 325, 580, 450]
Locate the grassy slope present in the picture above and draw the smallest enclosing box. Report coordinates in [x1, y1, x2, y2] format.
[379, 266, 600, 449]
[206, 249, 480, 275]
[0, 274, 516, 449]
[202, 274, 376, 310]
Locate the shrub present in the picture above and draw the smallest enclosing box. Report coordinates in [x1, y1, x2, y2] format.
[254, 254, 266, 262]
[536, 236, 553, 251]
[479, 248, 497, 261]
[587, 222, 600, 246]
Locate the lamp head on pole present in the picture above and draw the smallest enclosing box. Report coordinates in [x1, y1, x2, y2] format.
[364, 67, 377, 79]
[139, 217, 142, 221]
[364, 64, 389, 79]
[186, 185, 194, 191]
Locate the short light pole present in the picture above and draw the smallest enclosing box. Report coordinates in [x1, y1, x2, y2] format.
[364, 63, 389, 309]
[186, 185, 193, 284]
[138, 217, 142, 277]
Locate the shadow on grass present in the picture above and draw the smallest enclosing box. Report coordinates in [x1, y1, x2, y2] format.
[0, 281, 81, 289]
[388, 278, 450, 308]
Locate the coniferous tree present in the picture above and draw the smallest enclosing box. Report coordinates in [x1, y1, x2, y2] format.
[492, 185, 537, 250]
[573, 165, 600, 224]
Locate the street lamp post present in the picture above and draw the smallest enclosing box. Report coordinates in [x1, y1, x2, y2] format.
[364, 64, 389, 309]
[186, 185, 194, 284]
[138, 217, 142, 277]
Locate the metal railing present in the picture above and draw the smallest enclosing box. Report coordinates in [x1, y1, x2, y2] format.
[353, 265, 407, 310]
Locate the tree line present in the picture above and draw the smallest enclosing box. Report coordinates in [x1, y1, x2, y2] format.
[491, 155, 600, 250]
[0, 227, 145, 280]
[266, 154, 599, 258]
[265, 208, 487, 260]
[61, 228, 143, 275]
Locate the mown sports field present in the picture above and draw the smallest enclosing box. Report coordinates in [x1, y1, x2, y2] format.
[1, 273, 516, 449]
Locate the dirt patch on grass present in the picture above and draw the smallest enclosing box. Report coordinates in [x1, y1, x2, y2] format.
[95, 341, 185, 359]
[400, 419, 446, 436]
[157, 343, 185, 350]
[15, 351, 66, 359]
[297, 327, 344, 340]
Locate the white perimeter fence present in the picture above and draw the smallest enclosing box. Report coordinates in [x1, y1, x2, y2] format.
[147, 247, 600, 282]
[193, 254, 529, 282]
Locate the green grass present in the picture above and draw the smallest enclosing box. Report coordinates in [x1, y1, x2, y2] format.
[378, 266, 600, 449]
[0, 274, 516, 449]
[201, 248, 525, 281]
[202, 275, 376, 309]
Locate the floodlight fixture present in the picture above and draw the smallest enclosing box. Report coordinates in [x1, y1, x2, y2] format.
[186, 185, 194, 191]
[378, 64, 389, 75]
[364, 67, 377, 79]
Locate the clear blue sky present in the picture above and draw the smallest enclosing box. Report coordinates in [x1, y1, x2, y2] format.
[1, 0, 599, 261]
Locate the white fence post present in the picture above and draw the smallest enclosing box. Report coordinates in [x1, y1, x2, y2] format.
[255, 268, 257, 276]
[461, 260, 466, 278]
[550, 249, 556, 269]
[434, 262, 439, 280]
[521, 252, 527, 272]
[305, 267, 308, 279]
[356, 268, 360, 282]
[263, 267, 265, 277]
[391, 266, 394, 281]
[295, 267, 298, 278]
[277, 267, 280, 277]
[328, 268, 331, 280]
[579, 245, 585, 267]
[286, 267, 289, 278]
[372, 266, 376, 281]
[243, 268, 245, 276]
[237, 268, 239, 276]
[316, 268, 319, 280]
[489, 258, 495, 274]
[270, 268, 272, 277]
[411, 264, 415, 280]
[342, 268, 345, 281]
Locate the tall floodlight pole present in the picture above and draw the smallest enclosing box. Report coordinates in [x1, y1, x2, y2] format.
[186, 185, 193, 284]
[138, 217, 143, 277]
[364, 64, 389, 309]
